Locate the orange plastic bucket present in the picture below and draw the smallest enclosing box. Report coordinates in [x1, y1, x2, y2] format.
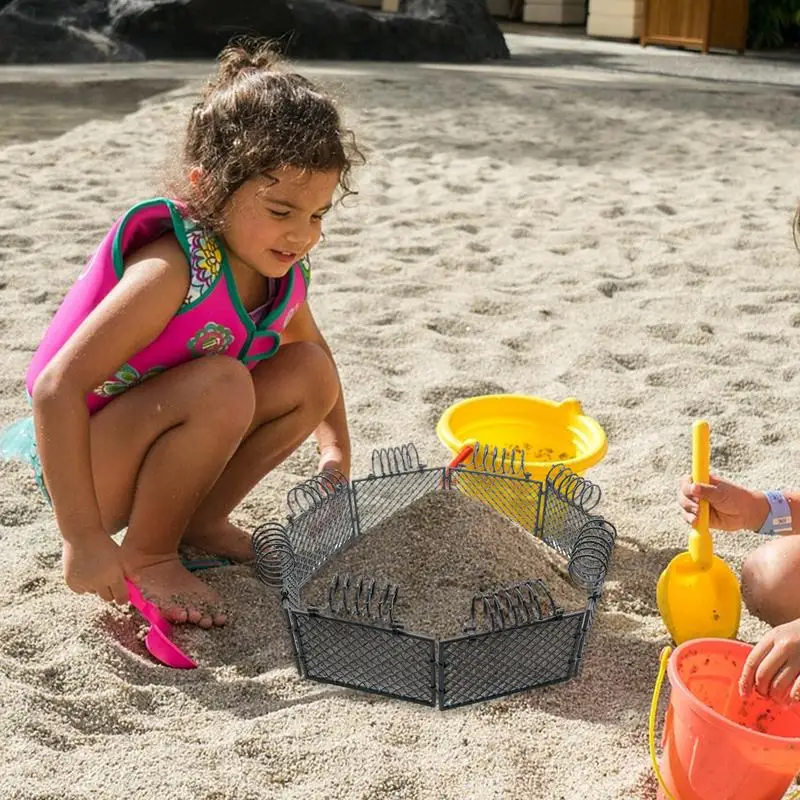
[650, 640, 800, 800]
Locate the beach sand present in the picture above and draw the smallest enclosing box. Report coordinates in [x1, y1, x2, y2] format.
[1, 36, 799, 799]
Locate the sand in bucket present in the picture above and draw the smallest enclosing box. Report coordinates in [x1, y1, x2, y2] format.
[652, 639, 800, 800]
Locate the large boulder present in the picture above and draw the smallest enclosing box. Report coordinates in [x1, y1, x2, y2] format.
[5, 0, 110, 27]
[0, 0, 509, 64]
[108, 0, 510, 62]
[0, 1, 143, 63]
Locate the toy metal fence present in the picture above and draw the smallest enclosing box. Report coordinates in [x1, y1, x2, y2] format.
[254, 443, 616, 709]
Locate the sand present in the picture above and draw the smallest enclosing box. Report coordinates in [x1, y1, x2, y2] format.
[1, 34, 799, 799]
[301, 491, 588, 638]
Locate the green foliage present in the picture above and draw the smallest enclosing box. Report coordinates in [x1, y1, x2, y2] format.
[748, 0, 800, 49]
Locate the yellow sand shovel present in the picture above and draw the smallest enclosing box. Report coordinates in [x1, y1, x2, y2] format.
[657, 420, 741, 645]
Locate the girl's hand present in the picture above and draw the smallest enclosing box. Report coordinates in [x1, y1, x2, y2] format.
[678, 473, 768, 532]
[318, 443, 350, 480]
[740, 619, 800, 704]
[62, 534, 130, 604]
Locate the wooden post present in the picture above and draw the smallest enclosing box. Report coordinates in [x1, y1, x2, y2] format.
[701, 0, 713, 54]
[641, 0, 651, 47]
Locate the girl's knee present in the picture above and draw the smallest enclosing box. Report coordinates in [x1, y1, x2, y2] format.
[194, 356, 256, 431]
[293, 342, 339, 413]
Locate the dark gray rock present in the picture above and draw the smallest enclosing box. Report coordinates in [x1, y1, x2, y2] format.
[3, 0, 109, 27]
[108, 0, 296, 59]
[0, 0, 509, 64]
[109, 0, 510, 62]
[0, 4, 143, 63]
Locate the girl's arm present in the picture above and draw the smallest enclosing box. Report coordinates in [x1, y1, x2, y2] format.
[281, 301, 351, 477]
[33, 235, 190, 545]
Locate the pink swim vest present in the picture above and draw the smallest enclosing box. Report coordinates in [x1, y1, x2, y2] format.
[26, 198, 310, 414]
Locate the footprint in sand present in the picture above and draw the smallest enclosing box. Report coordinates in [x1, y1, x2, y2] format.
[0, 233, 35, 249]
[770, 291, 800, 305]
[728, 377, 767, 392]
[0, 625, 41, 660]
[610, 352, 648, 372]
[25, 725, 79, 753]
[743, 331, 787, 345]
[330, 226, 360, 237]
[736, 304, 767, 315]
[762, 430, 784, 446]
[9, 340, 39, 353]
[325, 253, 353, 264]
[596, 280, 642, 299]
[711, 438, 752, 471]
[390, 283, 430, 298]
[654, 203, 678, 216]
[502, 336, 527, 352]
[0, 502, 42, 527]
[372, 311, 402, 327]
[682, 400, 726, 418]
[467, 260, 499, 274]
[618, 395, 643, 409]
[422, 381, 506, 410]
[394, 245, 437, 257]
[425, 316, 474, 337]
[469, 298, 506, 316]
[380, 363, 408, 378]
[34, 551, 61, 570]
[645, 367, 687, 388]
[601, 204, 626, 220]
[18, 576, 48, 595]
[646, 322, 681, 343]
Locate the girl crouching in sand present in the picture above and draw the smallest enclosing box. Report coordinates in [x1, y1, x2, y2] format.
[0, 40, 360, 628]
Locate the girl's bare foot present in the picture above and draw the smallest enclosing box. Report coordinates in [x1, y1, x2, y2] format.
[182, 519, 254, 562]
[122, 548, 227, 628]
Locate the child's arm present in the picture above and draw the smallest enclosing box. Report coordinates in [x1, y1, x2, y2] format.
[32, 235, 190, 599]
[281, 301, 351, 477]
[739, 617, 800, 703]
[679, 473, 774, 533]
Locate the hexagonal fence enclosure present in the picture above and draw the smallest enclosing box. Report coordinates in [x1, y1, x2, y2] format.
[254, 442, 616, 710]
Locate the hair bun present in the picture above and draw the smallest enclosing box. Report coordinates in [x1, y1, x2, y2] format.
[216, 38, 281, 84]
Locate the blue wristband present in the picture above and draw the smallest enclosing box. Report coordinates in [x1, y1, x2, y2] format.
[758, 490, 792, 535]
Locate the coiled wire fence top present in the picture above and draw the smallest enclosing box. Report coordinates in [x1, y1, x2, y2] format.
[254, 442, 616, 710]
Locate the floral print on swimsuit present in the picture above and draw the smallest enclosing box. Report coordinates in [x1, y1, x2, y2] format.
[183, 222, 224, 305]
[93, 363, 166, 398]
[187, 322, 234, 356]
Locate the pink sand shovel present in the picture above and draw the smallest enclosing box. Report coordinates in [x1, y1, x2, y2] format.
[125, 579, 197, 669]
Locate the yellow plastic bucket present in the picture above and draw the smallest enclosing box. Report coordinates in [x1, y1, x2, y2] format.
[436, 394, 608, 483]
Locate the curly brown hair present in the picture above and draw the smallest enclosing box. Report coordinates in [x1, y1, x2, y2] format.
[168, 38, 363, 232]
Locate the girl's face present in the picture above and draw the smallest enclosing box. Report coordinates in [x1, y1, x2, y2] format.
[221, 166, 339, 278]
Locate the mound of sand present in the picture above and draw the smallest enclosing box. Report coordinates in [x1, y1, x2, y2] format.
[302, 490, 587, 638]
